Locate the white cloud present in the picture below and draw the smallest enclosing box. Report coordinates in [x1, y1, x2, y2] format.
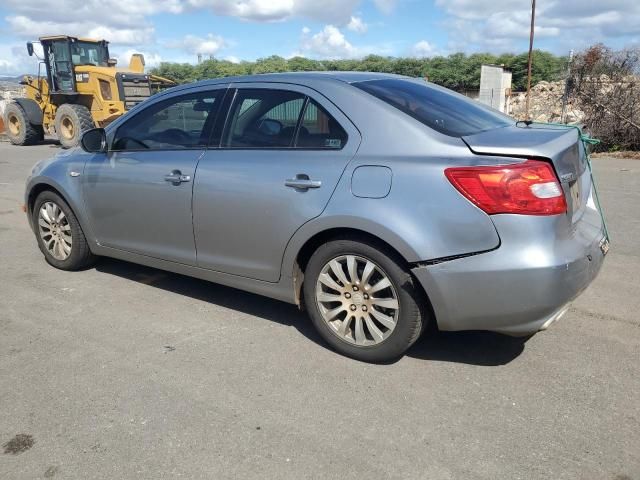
[0, 43, 41, 76]
[300, 25, 357, 59]
[185, 0, 360, 24]
[347, 16, 368, 34]
[0, 0, 402, 73]
[435, 0, 640, 53]
[372, 0, 398, 15]
[88, 26, 155, 46]
[187, 0, 299, 22]
[2, 0, 388, 36]
[2, 0, 184, 49]
[6, 14, 155, 47]
[169, 34, 227, 56]
[299, 25, 395, 59]
[411, 40, 434, 58]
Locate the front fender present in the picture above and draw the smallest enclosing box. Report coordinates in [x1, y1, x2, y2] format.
[14, 98, 43, 125]
[25, 153, 96, 245]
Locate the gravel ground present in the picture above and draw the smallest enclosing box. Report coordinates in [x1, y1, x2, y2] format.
[0, 142, 638, 480]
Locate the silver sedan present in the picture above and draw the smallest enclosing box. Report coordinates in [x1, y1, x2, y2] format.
[24, 72, 608, 362]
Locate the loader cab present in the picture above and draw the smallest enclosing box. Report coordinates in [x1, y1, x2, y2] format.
[39, 36, 110, 93]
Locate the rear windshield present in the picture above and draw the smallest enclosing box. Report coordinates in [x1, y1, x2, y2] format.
[353, 78, 513, 137]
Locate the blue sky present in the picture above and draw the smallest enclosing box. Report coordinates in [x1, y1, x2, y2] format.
[1, 0, 639, 75]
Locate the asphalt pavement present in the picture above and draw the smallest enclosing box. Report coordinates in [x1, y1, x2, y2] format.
[0, 141, 638, 479]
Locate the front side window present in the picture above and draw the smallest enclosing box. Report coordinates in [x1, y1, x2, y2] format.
[112, 91, 221, 151]
[224, 89, 306, 148]
[353, 78, 513, 137]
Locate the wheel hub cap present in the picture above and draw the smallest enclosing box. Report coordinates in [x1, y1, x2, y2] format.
[8, 114, 20, 136]
[38, 201, 72, 260]
[315, 255, 399, 347]
[61, 116, 74, 139]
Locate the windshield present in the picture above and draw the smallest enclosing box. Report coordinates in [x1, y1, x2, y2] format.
[353, 78, 513, 137]
[70, 41, 109, 67]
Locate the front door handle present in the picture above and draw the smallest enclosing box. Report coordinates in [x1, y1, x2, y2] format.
[164, 170, 191, 184]
[285, 174, 322, 190]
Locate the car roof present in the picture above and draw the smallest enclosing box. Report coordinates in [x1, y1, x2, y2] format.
[176, 71, 410, 89]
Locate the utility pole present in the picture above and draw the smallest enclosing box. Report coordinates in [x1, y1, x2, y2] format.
[525, 0, 536, 120]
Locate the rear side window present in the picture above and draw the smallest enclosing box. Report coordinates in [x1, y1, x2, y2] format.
[353, 79, 512, 137]
[297, 100, 347, 149]
[224, 89, 306, 148]
[222, 89, 348, 150]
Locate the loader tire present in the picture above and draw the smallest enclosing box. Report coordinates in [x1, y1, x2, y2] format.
[3, 102, 41, 146]
[55, 104, 95, 149]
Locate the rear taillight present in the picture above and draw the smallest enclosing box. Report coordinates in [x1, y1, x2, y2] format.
[444, 160, 567, 215]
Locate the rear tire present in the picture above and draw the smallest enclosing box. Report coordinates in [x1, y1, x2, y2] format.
[55, 104, 94, 148]
[33, 191, 96, 271]
[3, 102, 41, 146]
[303, 238, 427, 362]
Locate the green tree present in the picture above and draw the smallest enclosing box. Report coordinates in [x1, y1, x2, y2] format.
[288, 56, 325, 72]
[152, 62, 197, 83]
[252, 55, 289, 74]
[508, 50, 567, 90]
[150, 50, 569, 91]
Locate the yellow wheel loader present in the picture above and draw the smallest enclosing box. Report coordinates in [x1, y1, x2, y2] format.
[3, 35, 175, 148]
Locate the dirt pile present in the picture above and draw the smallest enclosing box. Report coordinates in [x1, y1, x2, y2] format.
[510, 80, 585, 124]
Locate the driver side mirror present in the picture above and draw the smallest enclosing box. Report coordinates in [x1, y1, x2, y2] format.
[81, 128, 107, 153]
[26, 42, 34, 57]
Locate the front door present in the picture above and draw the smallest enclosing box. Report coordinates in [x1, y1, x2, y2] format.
[83, 87, 225, 265]
[193, 84, 360, 282]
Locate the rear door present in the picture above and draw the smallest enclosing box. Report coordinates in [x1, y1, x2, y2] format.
[83, 86, 226, 265]
[193, 83, 361, 282]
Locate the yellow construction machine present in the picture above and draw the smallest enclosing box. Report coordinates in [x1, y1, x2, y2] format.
[3, 35, 175, 148]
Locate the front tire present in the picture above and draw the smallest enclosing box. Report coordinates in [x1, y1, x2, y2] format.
[3, 102, 41, 146]
[303, 238, 427, 362]
[54, 104, 94, 148]
[33, 191, 96, 270]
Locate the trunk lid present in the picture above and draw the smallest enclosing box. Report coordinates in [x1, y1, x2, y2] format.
[462, 124, 592, 225]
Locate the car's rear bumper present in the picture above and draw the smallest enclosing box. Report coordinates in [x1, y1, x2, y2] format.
[412, 209, 607, 336]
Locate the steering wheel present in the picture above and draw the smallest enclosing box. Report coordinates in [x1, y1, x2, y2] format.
[162, 128, 193, 144]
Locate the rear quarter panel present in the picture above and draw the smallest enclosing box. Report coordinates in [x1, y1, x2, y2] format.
[281, 80, 502, 268]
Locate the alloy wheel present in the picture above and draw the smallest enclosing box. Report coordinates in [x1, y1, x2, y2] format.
[38, 201, 72, 260]
[315, 255, 399, 346]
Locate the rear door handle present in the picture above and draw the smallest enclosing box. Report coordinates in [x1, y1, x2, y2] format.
[164, 170, 191, 184]
[285, 175, 322, 190]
